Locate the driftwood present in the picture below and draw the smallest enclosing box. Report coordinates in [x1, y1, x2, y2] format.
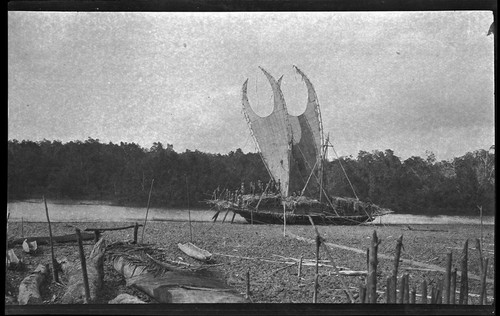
[8, 232, 95, 248]
[61, 238, 106, 304]
[17, 264, 49, 305]
[108, 293, 146, 304]
[22, 240, 38, 254]
[111, 252, 248, 303]
[126, 272, 248, 303]
[178, 242, 212, 262]
[6, 249, 23, 270]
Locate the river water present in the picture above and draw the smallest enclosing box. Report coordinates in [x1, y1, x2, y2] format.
[6, 201, 495, 225]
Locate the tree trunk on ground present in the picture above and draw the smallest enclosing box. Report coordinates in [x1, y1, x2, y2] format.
[61, 238, 106, 304]
[17, 264, 49, 305]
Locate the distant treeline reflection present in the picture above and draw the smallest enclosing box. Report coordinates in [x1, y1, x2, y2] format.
[7, 138, 495, 216]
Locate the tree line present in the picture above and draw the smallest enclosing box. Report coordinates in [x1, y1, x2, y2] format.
[7, 138, 495, 216]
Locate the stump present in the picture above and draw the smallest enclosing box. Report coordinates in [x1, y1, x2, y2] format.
[61, 238, 106, 304]
[17, 264, 49, 305]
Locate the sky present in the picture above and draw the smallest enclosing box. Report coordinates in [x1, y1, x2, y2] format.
[8, 11, 495, 161]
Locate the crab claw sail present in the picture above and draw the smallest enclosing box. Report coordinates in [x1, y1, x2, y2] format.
[287, 65, 324, 196]
[242, 68, 291, 197]
[241, 66, 324, 198]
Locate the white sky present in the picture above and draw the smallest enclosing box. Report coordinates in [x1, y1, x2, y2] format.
[8, 11, 495, 161]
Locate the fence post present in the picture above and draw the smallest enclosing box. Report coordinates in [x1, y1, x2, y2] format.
[367, 230, 379, 303]
[421, 279, 427, 304]
[479, 257, 489, 305]
[459, 239, 469, 305]
[403, 273, 410, 304]
[359, 284, 366, 304]
[392, 235, 403, 302]
[386, 276, 393, 303]
[443, 252, 452, 304]
[436, 279, 443, 304]
[75, 228, 91, 304]
[133, 222, 139, 244]
[450, 268, 457, 304]
[398, 276, 405, 304]
[410, 287, 416, 304]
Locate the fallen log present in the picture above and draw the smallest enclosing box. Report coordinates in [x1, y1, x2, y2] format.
[60, 238, 106, 304]
[111, 252, 249, 303]
[8, 232, 95, 248]
[126, 272, 249, 303]
[17, 264, 49, 305]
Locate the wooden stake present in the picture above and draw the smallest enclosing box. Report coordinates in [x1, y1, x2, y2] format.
[479, 257, 489, 305]
[436, 279, 443, 304]
[307, 216, 354, 303]
[421, 279, 427, 304]
[398, 276, 405, 304]
[141, 179, 155, 244]
[185, 176, 193, 243]
[367, 230, 379, 304]
[75, 228, 91, 304]
[133, 222, 139, 244]
[43, 196, 58, 283]
[386, 276, 393, 303]
[359, 284, 366, 303]
[475, 238, 484, 276]
[21, 217, 24, 238]
[403, 273, 410, 304]
[443, 252, 452, 304]
[459, 239, 469, 305]
[313, 235, 320, 303]
[450, 268, 457, 304]
[298, 256, 303, 280]
[246, 268, 250, 299]
[393, 235, 403, 302]
[366, 247, 370, 272]
[430, 285, 436, 304]
[283, 203, 286, 237]
[410, 287, 416, 304]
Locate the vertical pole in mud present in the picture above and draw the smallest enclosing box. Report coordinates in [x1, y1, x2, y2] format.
[283, 203, 286, 237]
[246, 268, 251, 300]
[410, 287, 416, 304]
[359, 284, 366, 303]
[403, 273, 410, 304]
[141, 179, 155, 244]
[298, 256, 303, 281]
[75, 228, 91, 304]
[21, 217, 24, 238]
[398, 275, 405, 304]
[479, 257, 489, 305]
[421, 279, 427, 304]
[385, 276, 393, 303]
[393, 235, 403, 302]
[133, 222, 139, 244]
[43, 196, 58, 283]
[368, 230, 379, 303]
[186, 176, 193, 243]
[444, 252, 452, 304]
[450, 268, 457, 304]
[313, 235, 320, 303]
[459, 239, 468, 305]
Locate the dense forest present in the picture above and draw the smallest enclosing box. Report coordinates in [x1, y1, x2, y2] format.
[7, 138, 495, 216]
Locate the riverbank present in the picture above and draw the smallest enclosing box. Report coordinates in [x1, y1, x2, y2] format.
[5, 221, 495, 305]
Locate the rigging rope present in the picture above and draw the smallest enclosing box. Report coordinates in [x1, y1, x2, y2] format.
[328, 139, 360, 201]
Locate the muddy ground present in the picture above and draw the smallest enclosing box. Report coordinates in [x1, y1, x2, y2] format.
[5, 220, 495, 305]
